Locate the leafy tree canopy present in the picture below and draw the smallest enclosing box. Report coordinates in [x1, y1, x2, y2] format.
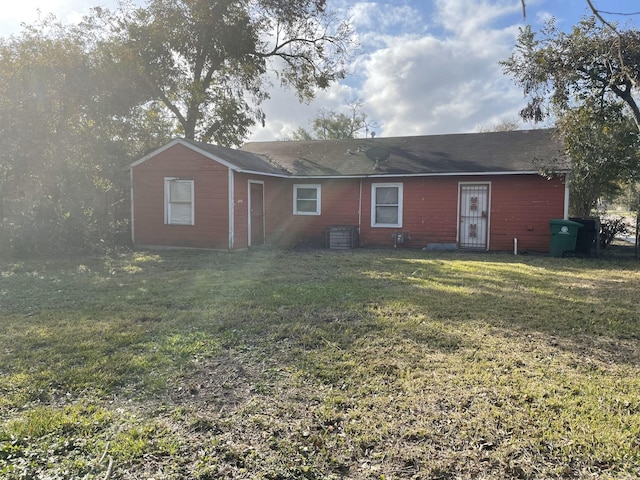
[501, 17, 640, 131]
[556, 100, 640, 216]
[90, 0, 356, 146]
[502, 16, 640, 218]
[476, 118, 521, 133]
[0, 0, 355, 254]
[0, 16, 173, 255]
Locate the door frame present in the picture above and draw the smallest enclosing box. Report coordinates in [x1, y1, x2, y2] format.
[248, 180, 265, 247]
[457, 181, 491, 250]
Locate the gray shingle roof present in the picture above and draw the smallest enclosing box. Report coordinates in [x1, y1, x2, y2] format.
[240, 128, 567, 177]
[135, 129, 567, 178]
[181, 138, 288, 175]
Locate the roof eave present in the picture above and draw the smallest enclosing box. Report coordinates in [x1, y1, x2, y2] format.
[232, 169, 566, 179]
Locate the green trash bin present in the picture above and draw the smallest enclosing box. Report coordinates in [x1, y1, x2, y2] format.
[549, 219, 583, 257]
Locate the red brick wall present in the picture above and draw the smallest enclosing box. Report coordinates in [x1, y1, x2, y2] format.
[132, 144, 231, 249]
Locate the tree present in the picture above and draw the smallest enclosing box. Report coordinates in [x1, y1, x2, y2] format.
[292, 101, 379, 140]
[0, 19, 93, 254]
[476, 118, 521, 133]
[293, 109, 361, 140]
[0, 17, 173, 255]
[502, 16, 640, 227]
[501, 18, 640, 132]
[0, 0, 355, 254]
[555, 101, 640, 216]
[92, 0, 356, 146]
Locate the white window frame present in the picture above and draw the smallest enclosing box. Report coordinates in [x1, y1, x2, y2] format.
[164, 177, 195, 225]
[371, 183, 403, 227]
[293, 184, 321, 216]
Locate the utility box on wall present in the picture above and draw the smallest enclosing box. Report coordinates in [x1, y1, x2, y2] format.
[327, 226, 359, 249]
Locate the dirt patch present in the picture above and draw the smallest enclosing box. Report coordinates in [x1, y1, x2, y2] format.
[163, 353, 259, 409]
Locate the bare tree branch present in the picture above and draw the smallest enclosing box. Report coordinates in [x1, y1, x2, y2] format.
[586, 0, 638, 89]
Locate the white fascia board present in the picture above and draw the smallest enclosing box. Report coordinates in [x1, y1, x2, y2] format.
[130, 167, 135, 244]
[228, 169, 235, 249]
[232, 169, 287, 177]
[275, 170, 555, 180]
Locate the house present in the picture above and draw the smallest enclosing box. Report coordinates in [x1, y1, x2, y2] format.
[130, 129, 569, 252]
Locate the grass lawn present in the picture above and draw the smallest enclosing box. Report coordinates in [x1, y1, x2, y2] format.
[0, 247, 639, 479]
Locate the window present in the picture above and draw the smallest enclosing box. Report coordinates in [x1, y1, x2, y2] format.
[293, 184, 321, 215]
[165, 178, 194, 225]
[371, 183, 403, 227]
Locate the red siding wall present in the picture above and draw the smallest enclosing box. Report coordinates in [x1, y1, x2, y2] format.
[133, 144, 565, 253]
[231, 173, 250, 250]
[356, 175, 565, 251]
[489, 174, 566, 252]
[263, 178, 361, 246]
[231, 174, 286, 249]
[360, 177, 459, 248]
[132, 144, 231, 249]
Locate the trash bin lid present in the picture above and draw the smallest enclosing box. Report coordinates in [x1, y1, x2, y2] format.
[549, 219, 584, 228]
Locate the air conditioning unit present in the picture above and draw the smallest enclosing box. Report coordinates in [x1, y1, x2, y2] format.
[327, 225, 359, 249]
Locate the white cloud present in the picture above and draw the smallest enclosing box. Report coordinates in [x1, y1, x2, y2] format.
[249, 77, 357, 141]
[434, 0, 521, 38]
[0, 1, 60, 34]
[1, 0, 531, 143]
[349, 1, 428, 42]
[249, 0, 530, 141]
[351, 1, 525, 137]
[0, 0, 103, 36]
[0, 1, 64, 21]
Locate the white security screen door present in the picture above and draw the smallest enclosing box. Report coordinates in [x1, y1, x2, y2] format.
[459, 183, 489, 249]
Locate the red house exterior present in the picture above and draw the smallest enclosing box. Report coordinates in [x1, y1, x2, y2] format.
[130, 129, 569, 252]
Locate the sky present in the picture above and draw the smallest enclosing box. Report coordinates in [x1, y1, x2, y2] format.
[1, 0, 639, 142]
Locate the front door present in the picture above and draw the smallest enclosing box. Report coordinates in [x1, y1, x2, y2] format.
[249, 182, 264, 246]
[459, 183, 489, 249]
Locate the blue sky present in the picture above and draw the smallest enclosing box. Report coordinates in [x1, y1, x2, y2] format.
[1, 0, 639, 141]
